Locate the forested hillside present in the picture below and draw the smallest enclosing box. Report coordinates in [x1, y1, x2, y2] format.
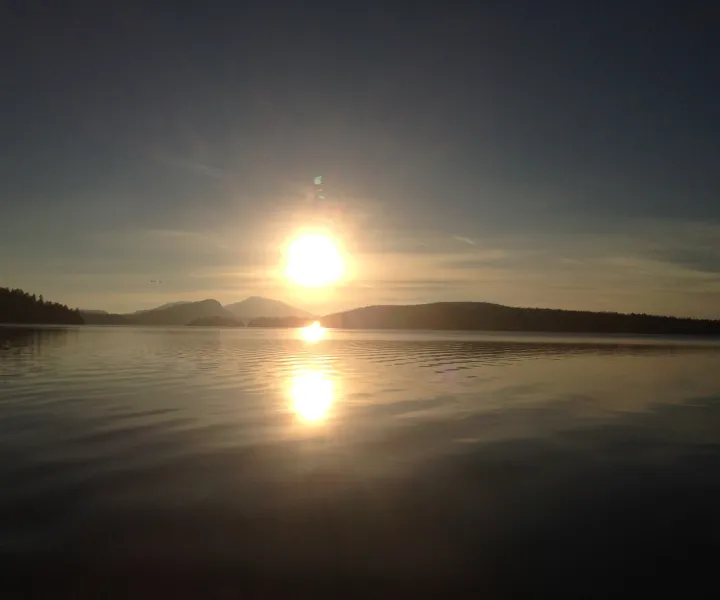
[0, 288, 84, 325]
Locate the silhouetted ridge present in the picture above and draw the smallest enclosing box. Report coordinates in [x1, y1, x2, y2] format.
[0, 287, 83, 325]
[247, 316, 315, 327]
[80, 311, 129, 325]
[320, 302, 720, 335]
[132, 301, 193, 314]
[224, 297, 311, 320]
[187, 316, 244, 327]
[131, 299, 234, 326]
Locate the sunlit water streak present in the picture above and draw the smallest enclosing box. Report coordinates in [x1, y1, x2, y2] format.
[2, 325, 720, 594]
[299, 320, 325, 343]
[289, 369, 334, 423]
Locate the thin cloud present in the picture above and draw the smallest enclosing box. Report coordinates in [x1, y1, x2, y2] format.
[153, 154, 226, 179]
[453, 235, 476, 246]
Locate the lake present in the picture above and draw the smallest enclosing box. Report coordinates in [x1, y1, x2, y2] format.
[1, 325, 720, 597]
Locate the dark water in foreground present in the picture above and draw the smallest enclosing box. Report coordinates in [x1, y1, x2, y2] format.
[1, 326, 720, 597]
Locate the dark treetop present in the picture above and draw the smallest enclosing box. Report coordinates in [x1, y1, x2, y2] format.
[0, 287, 84, 325]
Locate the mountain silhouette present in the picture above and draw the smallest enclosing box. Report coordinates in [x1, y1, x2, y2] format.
[132, 299, 234, 326]
[17, 287, 718, 335]
[320, 302, 720, 335]
[80, 311, 129, 325]
[81, 297, 308, 325]
[132, 301, 192, 315]
[224, 296, 311, 320]
[187, 316, 244, 327]
[247, 316, 314, 327]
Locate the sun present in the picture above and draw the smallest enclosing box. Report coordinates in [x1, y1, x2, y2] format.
[285, 233, 344, 287]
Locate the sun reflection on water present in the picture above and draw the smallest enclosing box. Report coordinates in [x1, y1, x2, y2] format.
[300, 321, 325, 343]
[290, 370, 334, 423]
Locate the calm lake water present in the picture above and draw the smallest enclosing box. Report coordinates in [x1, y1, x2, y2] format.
[1, 325, 720, 597]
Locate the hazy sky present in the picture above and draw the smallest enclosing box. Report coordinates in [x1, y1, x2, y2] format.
[2, 1, 719, 317]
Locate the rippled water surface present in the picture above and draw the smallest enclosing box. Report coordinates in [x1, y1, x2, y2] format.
[2, 326, 720, 596]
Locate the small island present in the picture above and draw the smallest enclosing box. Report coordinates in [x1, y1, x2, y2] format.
[186, 316, 245, 327]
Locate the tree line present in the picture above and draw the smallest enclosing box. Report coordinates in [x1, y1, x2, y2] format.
[320, 302, 720, 335]
[0, 287, 84, 325]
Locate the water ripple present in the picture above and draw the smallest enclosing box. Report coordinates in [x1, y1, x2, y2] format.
[3, 325, 720, 579]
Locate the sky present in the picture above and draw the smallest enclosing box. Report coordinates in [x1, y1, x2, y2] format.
[1, 0, 719, 317]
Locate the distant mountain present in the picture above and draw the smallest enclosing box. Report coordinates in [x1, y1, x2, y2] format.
[80, 311, 129, 325]
[1, 287, 84, 325]
[320, 302, 720, 335]
[80, 297, 308, 327]
[132, 299, 234, 326]
[133, 301, 192, 315]
[247, 316, 315, 328]
[224, 296, 311, 320]
[187, 316, 244, 327]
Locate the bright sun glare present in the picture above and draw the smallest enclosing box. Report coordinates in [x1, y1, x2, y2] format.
[290, 370, 334, 423]
[301, 321, 325, 343]
[285, 234, 344, 287]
